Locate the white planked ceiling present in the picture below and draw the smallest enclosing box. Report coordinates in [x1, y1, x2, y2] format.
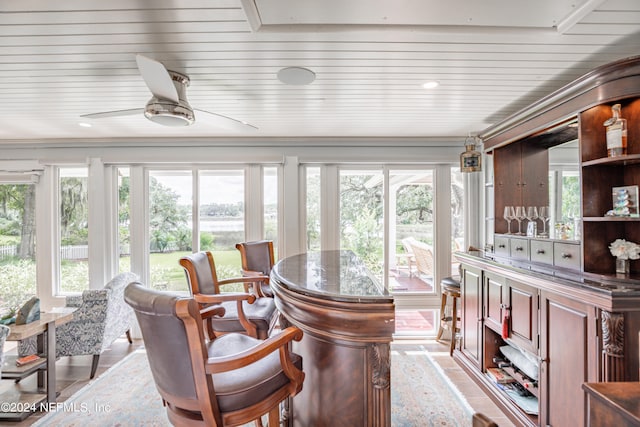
[0, 0, 639, 144]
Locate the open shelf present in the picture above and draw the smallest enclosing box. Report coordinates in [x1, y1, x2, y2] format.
[1, 355, 46, 380]
[583, 216, 640, 222]
[582, 154, 640, 167]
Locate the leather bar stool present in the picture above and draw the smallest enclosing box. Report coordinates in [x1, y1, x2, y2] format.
[436, 276, 461, 356]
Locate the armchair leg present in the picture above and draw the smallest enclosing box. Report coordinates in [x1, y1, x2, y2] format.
[90, 354, 100, 379]
[126, 329, 133, 344]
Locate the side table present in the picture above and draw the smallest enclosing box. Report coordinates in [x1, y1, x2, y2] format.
[0, 308, 74, 420]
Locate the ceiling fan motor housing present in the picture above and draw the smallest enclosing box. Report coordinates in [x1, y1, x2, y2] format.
[144, 70, 195, 126]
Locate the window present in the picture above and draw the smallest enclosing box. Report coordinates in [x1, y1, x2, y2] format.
[264, 167, 278, 248]
[389, 169, 435, 294]
[0, 183, 37, 311]
[59, 167, 89, 293]
[117, 167, 131, 273]
[198, 169, 245, 279]
[339, 169, 384, 281]
[306, 167, 321, 251]
[148, 170, 192, 291]
[451, 167, 464, 276]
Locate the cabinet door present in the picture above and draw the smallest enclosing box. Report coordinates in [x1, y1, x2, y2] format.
[520, 142, 548, 208]
[483, 271, 505, 334]
[539, 291, 597, 427]
[494, 143, 522, 234]
[460, 263, 483, 367]
[506, 279, 539, 354]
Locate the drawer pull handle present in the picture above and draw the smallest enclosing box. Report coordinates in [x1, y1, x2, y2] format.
[537, 249, 545, 254]
[515, 246, 523, 251]
[498, 244, 506, 248]
[561, 253, 571, 259]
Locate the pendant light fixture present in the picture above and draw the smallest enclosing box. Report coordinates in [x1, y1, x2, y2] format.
[460, 135, 482, 173]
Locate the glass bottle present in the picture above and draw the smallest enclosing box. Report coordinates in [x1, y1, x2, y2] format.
[603, 104, 627, 157]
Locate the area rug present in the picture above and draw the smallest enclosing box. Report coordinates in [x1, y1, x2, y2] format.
[391, 343, 474, 426]
[34, 344, 473, 426]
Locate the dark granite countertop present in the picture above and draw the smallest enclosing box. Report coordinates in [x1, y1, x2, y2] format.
[270, 250, 392, 303]
[456, 250, 640, 297]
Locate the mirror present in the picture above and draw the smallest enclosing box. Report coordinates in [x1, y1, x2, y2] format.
[548, 138, 580, 239]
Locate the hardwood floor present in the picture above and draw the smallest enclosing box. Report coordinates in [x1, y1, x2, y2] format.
[1, 334, 513, 426]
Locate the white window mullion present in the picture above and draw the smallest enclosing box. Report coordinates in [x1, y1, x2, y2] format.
[245, 165, 263, 241]
[321, 165, 339, 251]
[193, 169, 200, 252]
[281, 156, 301, 257]
[434, 165, 451, 288]
[129, 166, 149, 286]
[88, 158, 107, 289]
[36, 166, 63, 310]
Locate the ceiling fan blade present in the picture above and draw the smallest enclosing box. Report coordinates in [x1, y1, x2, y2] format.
[135, 54, 179, 103]
[80, 108, 145, 119]
[195, 109, 258, 131]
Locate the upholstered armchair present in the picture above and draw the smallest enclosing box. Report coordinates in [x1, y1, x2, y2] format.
[235, 240, 275, 297]
[124, 282, 305, 427]
[179, 251, 278, 340]
[18, 271, 139, 379]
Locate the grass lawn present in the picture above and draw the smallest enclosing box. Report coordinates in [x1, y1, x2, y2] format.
[147, 249, 243, 291]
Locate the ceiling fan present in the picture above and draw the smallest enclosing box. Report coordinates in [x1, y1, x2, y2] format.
[81, 54, 257, 131]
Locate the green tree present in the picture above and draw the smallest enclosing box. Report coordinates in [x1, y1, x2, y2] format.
[148, 177, 190, 252]
[60, 177, 88, 245]
[396, 184, 433, 224]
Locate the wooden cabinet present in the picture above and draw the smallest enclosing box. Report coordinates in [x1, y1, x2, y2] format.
[455, 253, 640, 427]
[539, 291, 597, 427]
[580, 98, 640, 276]
[493, 141, 549, 236]
[483, 273, 538, 355]
[482, 56, 640, 279]
[460, 263, 483, 368]
[457, 57, 640, 427]
[506, 279, 538, 354]
[483, 271, 505, 334]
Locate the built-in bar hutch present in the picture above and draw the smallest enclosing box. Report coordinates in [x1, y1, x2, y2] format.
[455, 56, 640, 427]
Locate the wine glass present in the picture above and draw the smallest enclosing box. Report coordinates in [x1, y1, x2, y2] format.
[526, 206, 538, 235]
[539, 206, 550, 237]
[514, 206, 526, 235]
[503, 206, 514, 234]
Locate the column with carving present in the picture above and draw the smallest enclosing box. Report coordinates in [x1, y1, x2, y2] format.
[370, 343, 391, 427]
[601, 311, 625, 381]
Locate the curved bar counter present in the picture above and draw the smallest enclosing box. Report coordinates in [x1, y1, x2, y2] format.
[270, 250, 395, 427]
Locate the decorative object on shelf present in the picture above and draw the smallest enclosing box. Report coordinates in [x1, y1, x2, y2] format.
[611, 185, 639, 217]
[526, 206, 538, 237]
[514, 206, 526, 235]
[603, 103, 627, 157]
[460, 135, 482, 173]
[15, 296, 40, 325]
[538, 206, 550, 238]
[555, 222, 572, 240]
[609, 238, 640, 275]
[503, 205, 515, 234]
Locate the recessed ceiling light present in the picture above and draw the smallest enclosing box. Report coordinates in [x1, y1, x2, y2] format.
[78, 122, 92, 128]
[422, 81, 439, 89]
[277, 67, 316, 85]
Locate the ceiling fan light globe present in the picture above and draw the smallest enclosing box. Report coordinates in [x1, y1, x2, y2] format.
[144, 100, 195, 126]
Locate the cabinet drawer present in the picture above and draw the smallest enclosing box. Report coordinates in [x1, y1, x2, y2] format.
[554, 242, 581, 270]
[495, 236, 510, 257]
[509, 238, 529, 260]
[530, 240, 553, 265]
